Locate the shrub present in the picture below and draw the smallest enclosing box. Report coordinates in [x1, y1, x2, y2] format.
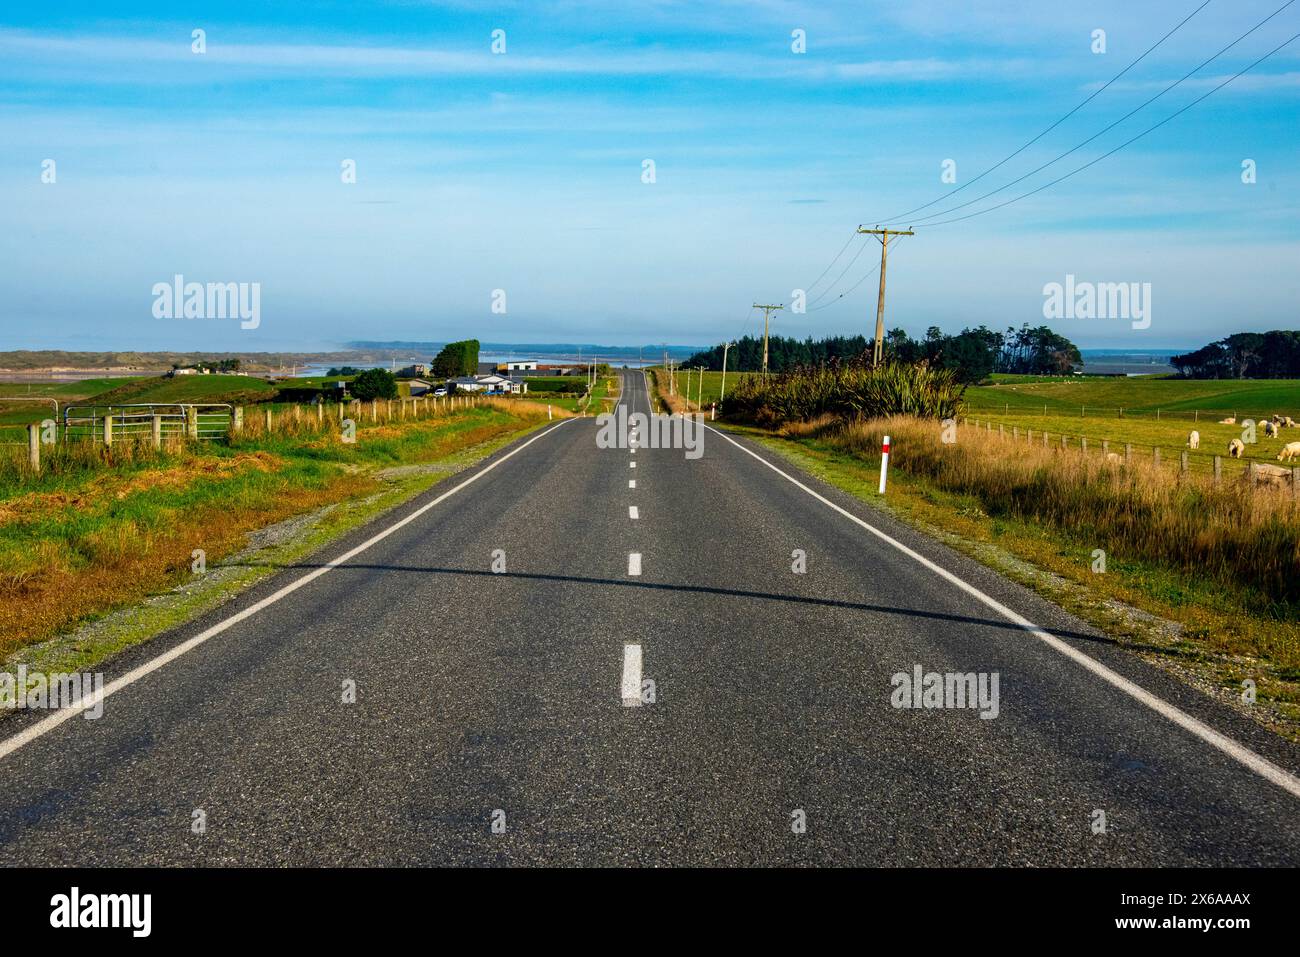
[721, 358, 965, 424]
[350, 368, 398, 401]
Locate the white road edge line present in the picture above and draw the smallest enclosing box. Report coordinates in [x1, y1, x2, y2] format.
[0, 418, 576, 763]
[627, 552, 642, 576]
[705, 424, 1300, 800]
[621, 643, 643, 707]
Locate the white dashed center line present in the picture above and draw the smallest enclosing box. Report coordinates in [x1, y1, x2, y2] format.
[628, 480, 637, 489]
[629, 506, 639, 520]
[629, 461, 636, 468]
[627, 552, 642, 576]
[621, 644, 642, 707]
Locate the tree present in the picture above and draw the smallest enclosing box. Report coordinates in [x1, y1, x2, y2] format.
[431, 339, 481, 377]
[349, 368, 398, 401]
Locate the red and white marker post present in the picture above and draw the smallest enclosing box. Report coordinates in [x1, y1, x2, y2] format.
[878, 434, 891, 494]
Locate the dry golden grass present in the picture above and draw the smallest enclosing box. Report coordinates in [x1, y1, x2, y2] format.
[790, 415, 1300, 614]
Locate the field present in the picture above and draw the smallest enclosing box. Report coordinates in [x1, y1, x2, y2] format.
[967, 374, 1300, 419]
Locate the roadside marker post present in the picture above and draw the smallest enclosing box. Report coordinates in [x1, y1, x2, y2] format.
[878, 434, 891, 494]
[548, 405, 552, 421]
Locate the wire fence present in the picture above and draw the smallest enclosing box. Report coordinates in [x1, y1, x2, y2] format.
[964, 403, 1297, 424]
[962, 414, 1300, 491]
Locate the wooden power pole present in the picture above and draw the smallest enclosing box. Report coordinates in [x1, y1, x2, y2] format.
[754, 303, 784, 375]
[857, 226, 914, 366]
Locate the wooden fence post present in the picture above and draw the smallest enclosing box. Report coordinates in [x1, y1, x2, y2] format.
[1180, 450, 1189, 476]
[28, 423, 40, 473]
[1124, 443, 1132, 465]
[1102, 439, 1109, 455]
[103, 415, 113, 447]
[232, 407, 243, 434]
[1153, 447, 1160, 467]
[1214, 455, 1222, 485]
[152, 414, 163, 449]
[265, 408, 273, 432]
[187, 406, 199, 440]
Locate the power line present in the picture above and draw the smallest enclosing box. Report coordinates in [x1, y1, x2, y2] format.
[917, 30, 1300, 228]
[906, 0, 1297, 227]
[806, 236, 911, 312]
[806, 233, 872, 307]
[879, 0, 1216, 224]
[802, 229, 862, 297]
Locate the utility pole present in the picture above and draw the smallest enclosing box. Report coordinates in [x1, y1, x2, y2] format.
[754, 303, 784, 375]
[857, 226, 914, 367]
[720, 341, 734, 402]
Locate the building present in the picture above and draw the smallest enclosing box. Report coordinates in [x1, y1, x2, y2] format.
[406, 379, 433, 396]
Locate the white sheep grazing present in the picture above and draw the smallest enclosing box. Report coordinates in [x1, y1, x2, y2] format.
[1187, 430, 1200, 450]
[1263, 420, 1278, 438]
[1218, 417, 1236, 425]
[1252, 463, 1291, 489]
[1229, 438, 1245, 458]
[1285, 416, 1297, 428]
[1278, 442, 1300, 462]
[1104, 452, 1123, 463]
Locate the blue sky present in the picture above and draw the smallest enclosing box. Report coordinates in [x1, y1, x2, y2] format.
[1, 0, 1298, 353]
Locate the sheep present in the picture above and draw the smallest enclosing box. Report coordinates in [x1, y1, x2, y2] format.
[1251, 463, 1291, 489]
[1278, 442, 1300, 463]
[1218, 417, 1236, 425]
[1285, 416, 1297, 428]
[1104, 452, 1123, 464]
[1228, 438, 1245, 458]
[1263, 420, 1278, 438]
[1187, 430, 1200, 450]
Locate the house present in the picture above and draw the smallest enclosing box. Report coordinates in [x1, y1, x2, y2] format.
[406, 378, 433, 396]
[447, 374, 523, 395]
[397, 363, 429, 377]
[448, 376, 488, 393]
[501, 359, 539, 372]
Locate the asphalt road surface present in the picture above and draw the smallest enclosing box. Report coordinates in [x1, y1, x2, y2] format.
[1, 370, 1298, 866]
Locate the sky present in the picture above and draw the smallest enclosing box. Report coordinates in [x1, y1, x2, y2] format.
[1, 0, 1298, 354]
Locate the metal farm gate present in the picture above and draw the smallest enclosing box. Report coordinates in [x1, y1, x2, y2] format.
[63, 403, 234, 444]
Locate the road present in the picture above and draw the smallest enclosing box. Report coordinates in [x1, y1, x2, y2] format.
[1, 369, 1298, 866]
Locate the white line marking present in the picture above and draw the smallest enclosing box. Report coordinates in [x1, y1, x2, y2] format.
[0, 419, 576, 764]
[627, 552, 642, 576]
[629, 461, 636, 468]
[629, 506, 639, 520]
[705, 424, 1300, 800]
[622, 644, 643, 707]
[628, 480, 636, 489]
